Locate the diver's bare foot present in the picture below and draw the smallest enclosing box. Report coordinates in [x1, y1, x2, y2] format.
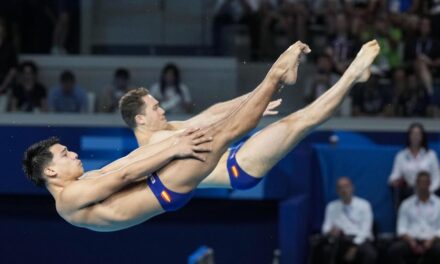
[271, 41, 311, 85]
[347, 40, 380, 83]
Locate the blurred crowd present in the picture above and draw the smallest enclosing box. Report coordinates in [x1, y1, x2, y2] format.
[0, 0, 439, 117]
[214, 0, 440, 117]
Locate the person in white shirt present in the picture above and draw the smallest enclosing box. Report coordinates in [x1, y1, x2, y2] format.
[150, 63, 192, 114]
[389, 123, 440, 205]
[387, 171, 440, 264]
[312, 177, 377, 264]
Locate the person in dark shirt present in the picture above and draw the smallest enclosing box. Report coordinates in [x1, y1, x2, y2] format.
[351, 71, 391, 116]
[326, 13, 360, 75]
[404, 17, 440, 95]
[396, 74, 430, 117]
[48, 70, 88, 113]
[10, 61, 47, 112]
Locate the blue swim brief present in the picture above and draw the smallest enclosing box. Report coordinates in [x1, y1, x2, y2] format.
[227, 142, 263, 190]
[147, 172, 195, 212]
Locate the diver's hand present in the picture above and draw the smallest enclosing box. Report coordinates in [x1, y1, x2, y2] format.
[172, 128, 213, 161]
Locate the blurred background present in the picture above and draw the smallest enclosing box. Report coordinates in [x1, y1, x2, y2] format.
[1, 0, 440, 263]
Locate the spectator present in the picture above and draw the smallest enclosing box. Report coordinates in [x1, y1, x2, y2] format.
[404, 17, 440, 96]
[395, 74, 430, 117]
[325, 13, 360, 75]
[0, 3, 21, 47]
[343, 0, 381, 20]
[422, 0, 440, 39]
[310, 177, 377, 264]
[304, 54, 338, 104]
[389, 68, 408, 115]
[48, 70, 88, 113]
[98, 68, 133, 113]
[389, 123, 440, 205]
[257, 0, 283, 60]
[351, 70, 392, 116]
[9, 61, 47, 112]
[277, 0, 309, 43]
[212, 0, 260, 58]
[20, 0, 54, 54]
[370, 16, 402, 72]
[388, 171, 440, 264]
[51, 0, 76, 54]
[387, 0, 422, 14]
[0, 18, 17, 98]
[150, 63, 192, 114]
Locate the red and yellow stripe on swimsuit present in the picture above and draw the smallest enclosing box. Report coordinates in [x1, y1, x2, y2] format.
[161, 190, 172, 203]
[231, 165, 239, 178]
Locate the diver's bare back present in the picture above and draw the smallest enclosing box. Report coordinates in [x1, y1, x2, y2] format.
[57, 173, 163, 232]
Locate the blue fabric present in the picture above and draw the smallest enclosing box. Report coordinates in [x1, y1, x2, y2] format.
[227, 142, 263, 190]
[48, 85, 88, 112]
[314, 144, 401, 232]
[333, 130, 375, 146]
[147, 172, 195, 212]
[279, 195, 309, 264]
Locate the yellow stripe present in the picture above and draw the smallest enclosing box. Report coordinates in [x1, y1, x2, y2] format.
[232, 166, 239, 178]
[161, 191, 172, 203]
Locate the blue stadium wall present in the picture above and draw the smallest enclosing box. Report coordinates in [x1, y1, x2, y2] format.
[1, 125, 440, 263]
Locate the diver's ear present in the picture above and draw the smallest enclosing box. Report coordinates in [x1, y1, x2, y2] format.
[44, 166, 57, 178]
[135, 114, 146, 126]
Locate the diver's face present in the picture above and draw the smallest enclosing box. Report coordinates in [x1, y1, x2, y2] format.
[47, 144, 84, 180]
[136, 95, 167, 129]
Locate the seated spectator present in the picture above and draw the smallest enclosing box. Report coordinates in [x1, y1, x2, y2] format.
[150, 63, 192, 114]
[351, 70, 392, 117]
[343, 0, 380, 20]
[9, 61, 47, 112]
[389, 68, 408, 115]
[212, 0, 259, 58]
[325, 13, 360, 75]
[304, 54, 339, 104]
[395, 74, 430, 117]
[98, 68, 133, 113]
[388, 171, 440, 264]
[48, 70, 88, 113]
[257, 0, 284, 60]
[404, 17, 440, 96]
[389, 123, 440, 205]
[369, 16, 402, 73]
[277, 0, 309, 44]
[0, 18, 17, 100]
[51, 0, 75, 55]
[424, 0, 440, 39]
[310, 177, 377, 264]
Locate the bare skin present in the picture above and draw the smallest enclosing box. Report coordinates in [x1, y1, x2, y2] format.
[46, 128, 213, 231]
[44, 41, 313, 232]
[134, 40, 381, 188]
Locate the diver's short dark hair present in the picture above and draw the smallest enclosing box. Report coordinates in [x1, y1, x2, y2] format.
[22, 137, 60, 187]
[118, 87, 150, 128]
